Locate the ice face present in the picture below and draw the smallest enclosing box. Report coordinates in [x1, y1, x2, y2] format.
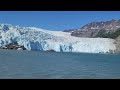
[0, 24, 116, 53]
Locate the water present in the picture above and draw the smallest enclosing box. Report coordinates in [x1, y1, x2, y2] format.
[0, 50, 120, 79]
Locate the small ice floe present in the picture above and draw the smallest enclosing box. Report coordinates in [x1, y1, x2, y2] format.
[17, 48, 23, 50]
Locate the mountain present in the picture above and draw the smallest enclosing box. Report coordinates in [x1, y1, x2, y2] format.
[64, 19, 120, 38]
[0, 23, 116, 53]
[79, 19, 120, 31]
[63, 29, 77, 33]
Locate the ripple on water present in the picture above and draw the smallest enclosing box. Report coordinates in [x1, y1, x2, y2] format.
[0, 50, 120, 79]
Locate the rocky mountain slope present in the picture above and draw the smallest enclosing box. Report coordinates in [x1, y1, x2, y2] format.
[64, 19, 120, 38]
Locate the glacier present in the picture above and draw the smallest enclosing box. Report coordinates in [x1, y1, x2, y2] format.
[0, 23, 116, 53]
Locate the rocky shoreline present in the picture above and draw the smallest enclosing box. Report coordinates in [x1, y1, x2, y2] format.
[0, 42, 26, 50]
[0, 42, 56, 52]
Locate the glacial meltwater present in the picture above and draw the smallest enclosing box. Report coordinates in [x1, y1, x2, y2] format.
[0, 50, 120, 79]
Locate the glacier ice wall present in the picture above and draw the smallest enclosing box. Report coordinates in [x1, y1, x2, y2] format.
[0, 24, 116, 53]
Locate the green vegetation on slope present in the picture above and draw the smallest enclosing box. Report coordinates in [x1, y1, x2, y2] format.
[95, 28, 120, 39]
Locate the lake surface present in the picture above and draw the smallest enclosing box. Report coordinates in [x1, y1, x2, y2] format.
[0, 50, 120, 79]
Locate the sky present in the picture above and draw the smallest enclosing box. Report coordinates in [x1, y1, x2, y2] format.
[0, 11, 120, 31]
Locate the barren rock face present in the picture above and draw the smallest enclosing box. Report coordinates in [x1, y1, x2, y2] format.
[80, 19, 120, 31]
[71, 30, 100, 37]
[64, 19, 120, 38]
[114, 36, 120, 53]
[0, 42, 26, 50]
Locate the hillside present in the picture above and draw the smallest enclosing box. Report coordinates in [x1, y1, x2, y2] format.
[64, 19, 120, 38]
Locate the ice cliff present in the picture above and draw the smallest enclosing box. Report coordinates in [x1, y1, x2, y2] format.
[0, 24, 116, 53]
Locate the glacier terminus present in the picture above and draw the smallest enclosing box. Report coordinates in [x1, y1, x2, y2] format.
[0, 24, 116, 53]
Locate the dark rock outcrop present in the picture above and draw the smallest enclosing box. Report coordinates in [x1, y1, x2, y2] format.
[46, 49, 55, 52]
[0, 42, 26, 50]
[114, 36, 120, 53]
[63, 29, 77, 33]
